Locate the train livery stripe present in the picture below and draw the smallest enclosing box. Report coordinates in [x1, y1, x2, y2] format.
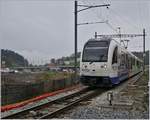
[110, 76, 120, 84]
[110, 72, 129, 84]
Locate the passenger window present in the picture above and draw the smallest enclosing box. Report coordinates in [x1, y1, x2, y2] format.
[112, 47, 118, 64]
[132, 58, 135, 66]
[130, 57, 132, 69]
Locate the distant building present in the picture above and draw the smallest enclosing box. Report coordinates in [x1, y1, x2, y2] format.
[56, 59, 64, 65]
[47, 63, 56, 68]
[64, 61, 70, 65]
[1, 61, 6, 68]
[50, 58, 56, 64]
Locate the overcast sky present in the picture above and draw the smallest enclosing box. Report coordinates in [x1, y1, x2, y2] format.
[1, 0, 150, 65]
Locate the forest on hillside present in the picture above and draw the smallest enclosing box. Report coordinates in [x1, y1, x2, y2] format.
[1, 49, 28, 67]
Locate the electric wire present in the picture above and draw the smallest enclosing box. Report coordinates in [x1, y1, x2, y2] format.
[109, 8, 140, 32]
[81, 0, 118, 34]
[80, 0, 146, 51]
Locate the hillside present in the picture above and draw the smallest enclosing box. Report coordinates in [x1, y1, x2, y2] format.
[1, 49, 28, 68]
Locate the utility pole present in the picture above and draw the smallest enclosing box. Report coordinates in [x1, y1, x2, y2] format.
[74, 1, 78, 81]
[74, 1, 110, 82]
[143, 28, 145, 73]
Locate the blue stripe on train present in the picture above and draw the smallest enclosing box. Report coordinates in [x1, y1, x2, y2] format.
[110, 72, 129, 84]
[110, 76, 120, 84]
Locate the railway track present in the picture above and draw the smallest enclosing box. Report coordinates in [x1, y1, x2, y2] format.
[2, 86, 104, 119]
[2, 72, 143, 119]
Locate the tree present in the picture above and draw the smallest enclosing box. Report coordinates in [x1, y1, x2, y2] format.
[1, 49, 29, 67]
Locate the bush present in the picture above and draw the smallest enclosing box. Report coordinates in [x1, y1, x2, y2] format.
[41, 71, 74, 80]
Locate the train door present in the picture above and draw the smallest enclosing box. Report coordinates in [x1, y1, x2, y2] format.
[128, 55, 132, 77]
[112, 47, 118, 73]
[119, 51, 128, 81]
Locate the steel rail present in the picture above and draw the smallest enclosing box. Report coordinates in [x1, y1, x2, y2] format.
[39, 89, 104, 119]
[2, 72, 143, 119]
[39, 72, 143, 119]
[2, 86, 90, 119]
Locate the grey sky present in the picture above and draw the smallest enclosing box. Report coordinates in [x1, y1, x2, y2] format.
[1, 0, 150, 65]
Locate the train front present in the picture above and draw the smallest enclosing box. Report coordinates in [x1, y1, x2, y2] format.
[80, 39, 111, 87]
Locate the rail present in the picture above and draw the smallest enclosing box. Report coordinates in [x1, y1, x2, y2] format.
[2, 72, 143, 119]
[2, 87, 98, 119]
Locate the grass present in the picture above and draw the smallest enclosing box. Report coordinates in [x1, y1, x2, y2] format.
[41, 71, 74, 81]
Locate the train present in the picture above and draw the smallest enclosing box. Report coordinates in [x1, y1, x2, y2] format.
[80, 37, 143, 87]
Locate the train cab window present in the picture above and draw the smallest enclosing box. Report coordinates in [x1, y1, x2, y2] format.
[112, 47, 118, 64]
[121, 53, 125, 66]
[130, 57, 132, 69]
[82, 41, 110, 62]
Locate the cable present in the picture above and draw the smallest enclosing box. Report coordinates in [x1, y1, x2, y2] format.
[81, 0, 118, 34]
[81, 0, 110, 24]
[86, 1, 119, 34]
[109, 8, 139, 31]
[105, 21, 119, 33]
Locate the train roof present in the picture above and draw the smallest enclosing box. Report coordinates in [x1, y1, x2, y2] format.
[87, 37, 143, 62]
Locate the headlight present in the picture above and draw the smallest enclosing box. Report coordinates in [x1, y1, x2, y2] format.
[104, 64, 107, 68]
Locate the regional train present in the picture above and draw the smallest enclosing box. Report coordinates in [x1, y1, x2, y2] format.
[80, 37, 143, 87]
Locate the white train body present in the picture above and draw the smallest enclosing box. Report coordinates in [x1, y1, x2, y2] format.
[80, 38, 142, 87]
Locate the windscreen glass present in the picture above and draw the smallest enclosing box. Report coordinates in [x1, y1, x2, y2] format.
[82, 41, 109, 62]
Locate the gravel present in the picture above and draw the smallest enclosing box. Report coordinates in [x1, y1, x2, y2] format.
[58, 73, 149, 119]
[59, 105, 149, 119]
[1, 84, 86, 118]
[71, 106, 126, 119]
[3, 73, 149, 119]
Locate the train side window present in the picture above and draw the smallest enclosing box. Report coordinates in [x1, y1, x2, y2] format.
[132, 57, 135, 66]
[120, 53, 124, 66]
[112, 47, 118, 64]
[126, 54, 128, 68]
[130, 57, 132, 69]
[137, 61, 139, 68]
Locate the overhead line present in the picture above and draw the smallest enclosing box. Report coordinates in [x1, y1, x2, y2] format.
[109, 8, 139, 31]
[82, 1, 119, 34]
[105, 21, 119, 33]
[77, 20, 107, 26]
